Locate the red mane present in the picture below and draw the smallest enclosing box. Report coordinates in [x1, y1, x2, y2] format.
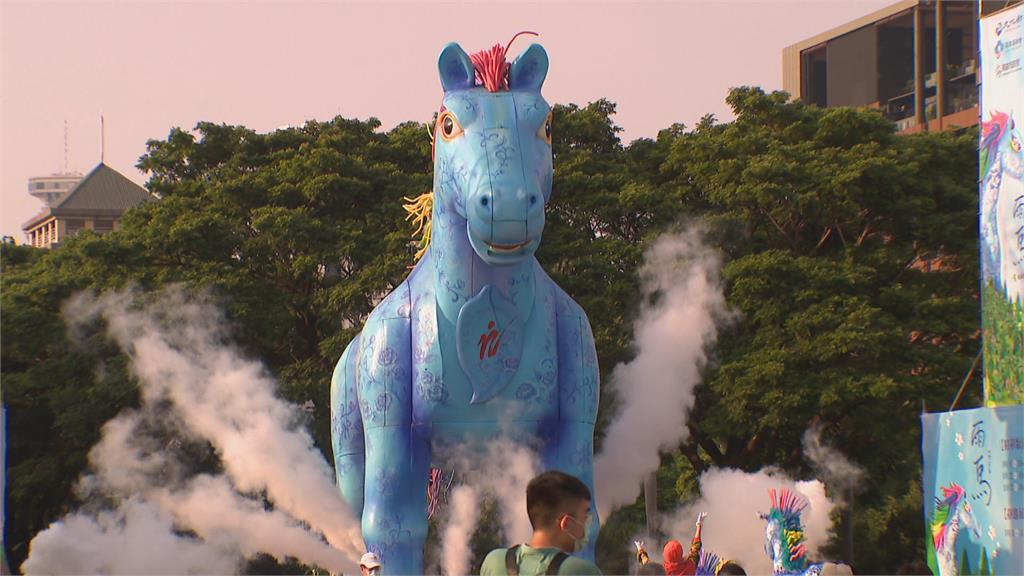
[982, 110, 1011, 151]
[469, 31, 538, 92]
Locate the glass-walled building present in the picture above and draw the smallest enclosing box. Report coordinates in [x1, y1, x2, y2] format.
[783, 0, 1021, 132]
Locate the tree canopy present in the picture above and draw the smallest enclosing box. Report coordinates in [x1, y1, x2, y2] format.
[2, 88, 980, 575]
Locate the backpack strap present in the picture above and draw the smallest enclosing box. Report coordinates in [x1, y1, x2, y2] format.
[505, 545, 521, 576]
[546, 551, 569, 575]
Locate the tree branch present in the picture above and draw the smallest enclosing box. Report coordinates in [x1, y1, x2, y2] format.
[833, 219, 848, 248]
[763, 210, 795, 248]
[810, 227, 833, 256]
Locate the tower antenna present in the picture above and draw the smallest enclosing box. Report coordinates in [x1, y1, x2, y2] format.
[64, 120, 69, 173]
[100, 114, 105, 163]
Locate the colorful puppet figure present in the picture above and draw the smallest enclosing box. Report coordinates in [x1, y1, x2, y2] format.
[759, 489, 852, 576]
[926, 483, 981, 576]
[330, 37, 600, 575]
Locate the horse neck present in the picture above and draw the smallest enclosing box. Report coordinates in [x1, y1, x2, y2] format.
[428, 205, 537, 324]
[934, 511, 961, 556]
[1004, 148, 1024, 178]
[948, 511, 961, 538]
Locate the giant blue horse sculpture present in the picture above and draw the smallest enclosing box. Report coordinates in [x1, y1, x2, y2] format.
[330, 38, 600, 574]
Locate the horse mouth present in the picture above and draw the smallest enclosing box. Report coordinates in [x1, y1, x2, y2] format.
[486, 240, 530, 253]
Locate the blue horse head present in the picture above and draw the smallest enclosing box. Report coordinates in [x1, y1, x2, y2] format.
[331, 39, 600, 575]
[432, 39, 552, 267]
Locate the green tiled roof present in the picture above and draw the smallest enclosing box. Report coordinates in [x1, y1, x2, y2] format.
[52, 163, 152, 213]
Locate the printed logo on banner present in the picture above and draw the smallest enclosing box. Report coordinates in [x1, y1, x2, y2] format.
[995, 37, 1023, 59]
[996, 13, 1022, 37]
[996, 59, 1021, 78]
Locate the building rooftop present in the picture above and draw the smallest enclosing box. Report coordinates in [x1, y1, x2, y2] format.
[22, 163, 153, 230]
[784, 0, 918, 55]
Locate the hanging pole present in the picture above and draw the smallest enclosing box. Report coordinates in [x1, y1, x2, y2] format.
[644, 472, 658, 536]
[948, 350, 982, 412]
[936, 0, 946, 130]
[64, 120, 69, 173]
[914, 4, 927, 130]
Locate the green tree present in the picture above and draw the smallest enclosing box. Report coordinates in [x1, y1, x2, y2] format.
[663, 88, 980, 573]
[2, 236, 143, 569]
[2, 90, 981, 575]
[127, 118, 431, 446]
[1, 117, 433, 571]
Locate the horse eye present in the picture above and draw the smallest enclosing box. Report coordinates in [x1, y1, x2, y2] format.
[538, 111, 553, 145]
[438, 112, 463, 142]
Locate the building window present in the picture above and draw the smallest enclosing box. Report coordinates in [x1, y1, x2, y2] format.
[93, 219, 114, 232]
[66, 218, 85, 236]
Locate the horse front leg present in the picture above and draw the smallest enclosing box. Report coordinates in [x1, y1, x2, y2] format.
[355, 311, 427, 575]
[331, 334, 366, 519]
[362, 425, 430, 575]
[552, 296, 600, 561]
[542, 420, 599, 560]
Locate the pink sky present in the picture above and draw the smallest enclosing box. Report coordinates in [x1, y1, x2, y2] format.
[1, 0, 893, 240]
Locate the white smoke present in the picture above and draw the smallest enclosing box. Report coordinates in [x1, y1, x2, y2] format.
[802, 423, 866, 502]
[22, 287, 363, 575]
[474, 439, 541, 545]
[434, 438, 541, 574]
[594, 230, 729, 519]
[441, 485, 480, 576]
[21, 498, 238, 575]
[662, 468, 835, 575]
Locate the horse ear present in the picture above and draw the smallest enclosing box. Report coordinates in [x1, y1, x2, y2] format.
[438, 43, 475, 92]
[509, 43, 548, 91]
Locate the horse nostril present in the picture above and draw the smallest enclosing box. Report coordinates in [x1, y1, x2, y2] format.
[529, 195, 538, 206]
[480, 196, 490, 207]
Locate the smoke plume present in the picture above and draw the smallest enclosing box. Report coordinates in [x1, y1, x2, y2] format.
[662, 468, 835, 575]
[802, 423, 866, 501]
[441, 485, 480, 576]
[21, 498, 238, 575]
[22, 287, 363, 574]
[431, 438, 540, 574]
[594, 229, 729, 519]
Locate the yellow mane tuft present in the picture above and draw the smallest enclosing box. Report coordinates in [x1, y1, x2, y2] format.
[403, 191, 434, 261]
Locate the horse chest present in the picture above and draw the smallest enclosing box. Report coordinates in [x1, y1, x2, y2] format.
[409, 275, 559, 435]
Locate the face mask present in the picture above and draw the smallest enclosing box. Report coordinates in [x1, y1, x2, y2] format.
[564, 513, 592, 553]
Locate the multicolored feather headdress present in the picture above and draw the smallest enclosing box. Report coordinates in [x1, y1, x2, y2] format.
[766, 488, 810, 571]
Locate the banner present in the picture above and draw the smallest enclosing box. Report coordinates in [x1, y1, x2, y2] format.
[921, 406, 1024, 575]
[980, 3, 1024, 406]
